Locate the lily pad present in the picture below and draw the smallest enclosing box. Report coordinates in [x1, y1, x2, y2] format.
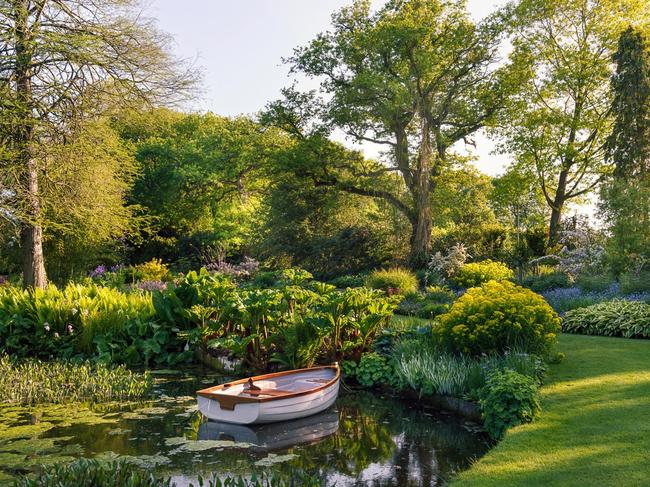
[254, 453, 298, 467]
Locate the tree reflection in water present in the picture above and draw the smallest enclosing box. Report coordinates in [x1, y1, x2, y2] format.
[268, 390, 491, 486]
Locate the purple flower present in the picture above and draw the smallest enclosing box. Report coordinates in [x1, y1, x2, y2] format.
[90, 265, 107, 278]
[110, 263, 126, 273]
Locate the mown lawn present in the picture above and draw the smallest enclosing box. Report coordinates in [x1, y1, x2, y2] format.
[453, 334, 650, 487]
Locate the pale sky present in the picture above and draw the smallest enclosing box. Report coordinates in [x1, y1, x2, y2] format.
[149, 0, 512, 176]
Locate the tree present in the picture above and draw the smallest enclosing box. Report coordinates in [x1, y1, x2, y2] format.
[504, 0, 650, 244]
[600, 27, 650, 272]
[271, 0, 520, 266]
[0, 0, 196, 287]
[115, 109, 285, 267]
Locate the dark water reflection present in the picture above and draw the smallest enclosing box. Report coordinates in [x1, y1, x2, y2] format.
[0, 369, 491, 486]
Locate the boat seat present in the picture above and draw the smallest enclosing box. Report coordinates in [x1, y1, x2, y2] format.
[241, 388, 294, 397]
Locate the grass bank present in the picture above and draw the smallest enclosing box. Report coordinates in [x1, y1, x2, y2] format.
[453, 334, 650, 487]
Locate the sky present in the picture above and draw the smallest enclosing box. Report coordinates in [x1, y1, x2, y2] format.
[149, 0, 512, 176]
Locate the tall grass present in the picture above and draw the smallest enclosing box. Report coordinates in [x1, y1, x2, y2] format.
[0, 355, 152, 405]
[14, 460, 321, 487]
[393, 337, 546, 400]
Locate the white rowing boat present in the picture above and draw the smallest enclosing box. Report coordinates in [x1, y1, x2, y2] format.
[196, 364, 340, 424]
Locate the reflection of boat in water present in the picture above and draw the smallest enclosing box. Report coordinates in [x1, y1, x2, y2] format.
[196, 365, 340, 424]
[197, 409, 339, 450]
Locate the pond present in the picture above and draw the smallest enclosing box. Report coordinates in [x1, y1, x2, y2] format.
[0, 369, 491, 486]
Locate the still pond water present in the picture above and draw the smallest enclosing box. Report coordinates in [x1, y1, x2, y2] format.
[0, 369, 490, 486]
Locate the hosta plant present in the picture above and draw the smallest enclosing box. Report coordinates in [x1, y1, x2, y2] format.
[562, 300, 650, 338]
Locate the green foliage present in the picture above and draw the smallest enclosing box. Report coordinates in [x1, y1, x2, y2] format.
[395, 287, 455, 319]
[562, 300, 650, 338]
[506, 0, 639, 241]
[13, 460, 321, 487]
[118, 111, 280, 269]
[395, 346, 484, 398]
[393, 333, 546, 401]
[479, 369, 541, 440]
[329, 273, 367, 289]
[522, 271, 571, 292]
[435, 280, 561, 356]
[600, 28, 650, 272]
[619, 271, 650, 295]
[425, 285, 457, 303]
[0, 356, 152, 405]
[355, 352, 395, 388]
[452, 260, 514, 288]
[365, 268, 418, 294]
[0, 284, 156, 359]
[272, 0, 520, 264]
[576, 274, 613, 293]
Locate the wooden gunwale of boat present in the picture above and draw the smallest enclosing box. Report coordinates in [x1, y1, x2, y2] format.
[196, 364, 340, 411]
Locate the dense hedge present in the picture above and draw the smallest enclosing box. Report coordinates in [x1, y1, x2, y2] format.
[563, 300, 650, 338]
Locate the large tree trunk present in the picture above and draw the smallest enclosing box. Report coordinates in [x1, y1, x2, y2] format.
[548, 169, 568, 245]
[15, 0, 47, 289]
[21, 159, 47, 289]
[409, 120, 433, 267]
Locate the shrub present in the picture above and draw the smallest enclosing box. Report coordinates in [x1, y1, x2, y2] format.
[452, 260, 514, 288]
[435, 280, 561, 356]
[479, 369, 540, 440]
[576, 274, 613, 293]
[562, 300, 650, 338]
[329, 273, 367, 288]
[0, 355, 152, 405]
[620, 271, 650, 295]
[425, 243, 469, 284]
[365, 268, 418, 294]
[133, 258, 172, 282]
[522, 271, 571, 292]
[393, 334, 547, 403]
[425, 285, 456, 303]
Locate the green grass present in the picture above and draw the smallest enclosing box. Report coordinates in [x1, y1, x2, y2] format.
[453, 334, 650, 487]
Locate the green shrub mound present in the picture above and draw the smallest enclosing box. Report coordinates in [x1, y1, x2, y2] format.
[0, 355, 152, 405]
[365, 268, 418, 294]
[479, 369, 541, 440]
[576, 274, 613, 292]
[620, 271, 650, 295]
[452, 260, 514, 288]
[435, 280, 561, 356]
[13, 459, 321, 487]
[522, 271, 571, 292]
[563, 300, 650, 338]
[394, 286, 454, 319]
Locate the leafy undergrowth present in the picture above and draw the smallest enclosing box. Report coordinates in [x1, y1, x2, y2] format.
[452, 334, 650, 487]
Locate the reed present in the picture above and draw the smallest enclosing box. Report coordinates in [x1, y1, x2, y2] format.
[0, 355, 152, 405]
